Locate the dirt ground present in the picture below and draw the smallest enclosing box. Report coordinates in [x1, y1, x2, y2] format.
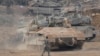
[0, 49, 100, 56]
[1, 42, 100, 56]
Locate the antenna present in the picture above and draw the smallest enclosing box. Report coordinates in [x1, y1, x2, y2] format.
[36, 0, 41, 26]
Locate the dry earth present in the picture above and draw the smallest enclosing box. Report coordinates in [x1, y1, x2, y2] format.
[0, 49, 100, 56]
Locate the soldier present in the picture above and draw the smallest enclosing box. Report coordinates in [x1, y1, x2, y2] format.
[41, 37, 50, 56]
[63, 18, 71, 28]
[28, 19, 40, 31]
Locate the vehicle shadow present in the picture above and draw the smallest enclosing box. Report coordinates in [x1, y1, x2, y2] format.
[51, 46, 80, 52]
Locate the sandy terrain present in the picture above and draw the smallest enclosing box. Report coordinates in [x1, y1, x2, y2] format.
[0, 50, 100, 56]
[0, 42, 100, 56]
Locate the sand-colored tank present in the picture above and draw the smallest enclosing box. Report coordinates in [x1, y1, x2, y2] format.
[36, 27, 85, 49]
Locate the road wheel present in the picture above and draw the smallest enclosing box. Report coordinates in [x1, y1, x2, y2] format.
[75, 40, 84, 50]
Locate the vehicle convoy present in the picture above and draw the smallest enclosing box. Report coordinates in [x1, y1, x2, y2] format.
[25, 0, 96, 50]
[27, 0, 96, 41]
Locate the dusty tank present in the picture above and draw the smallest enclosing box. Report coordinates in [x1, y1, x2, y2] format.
[62, 2, 96, 41]
[35, 27, 85, 50]
[28, 0, 62, 15]
[65, 12, 96, 41]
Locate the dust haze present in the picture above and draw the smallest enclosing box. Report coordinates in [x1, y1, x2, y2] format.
[0, 0, 100, 56]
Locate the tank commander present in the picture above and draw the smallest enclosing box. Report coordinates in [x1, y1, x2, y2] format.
[63, 18, 71, 28]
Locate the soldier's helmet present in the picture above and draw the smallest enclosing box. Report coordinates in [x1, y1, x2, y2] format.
[63, 18, 71, 28]
[63, 18, 70, 24]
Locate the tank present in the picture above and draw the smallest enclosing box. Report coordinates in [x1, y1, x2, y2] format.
[35, 27, 85, 49]
[62, 2, 96, 41]
[28, 0, 62, 15]
[65, 12, 96, 41]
